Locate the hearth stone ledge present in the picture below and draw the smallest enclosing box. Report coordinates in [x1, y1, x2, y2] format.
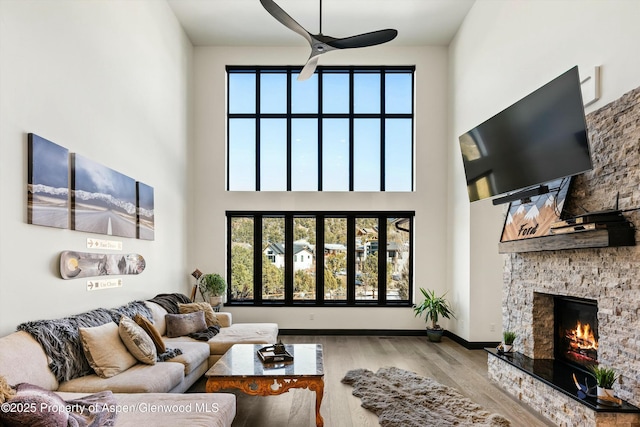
[487, 349, 640, 426]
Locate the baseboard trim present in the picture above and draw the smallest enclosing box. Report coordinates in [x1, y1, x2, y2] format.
[444, 330, 500, 350]
[279, 328, 500, 349]
[279, 329, 426, 336]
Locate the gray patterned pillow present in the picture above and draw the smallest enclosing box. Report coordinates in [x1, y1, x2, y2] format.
[165, 311, 207, 338]
[118, 315, 157, 365]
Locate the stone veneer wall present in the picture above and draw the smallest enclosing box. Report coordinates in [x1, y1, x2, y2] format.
[501, 86, 640, 407]
[488, 357, 640, 427]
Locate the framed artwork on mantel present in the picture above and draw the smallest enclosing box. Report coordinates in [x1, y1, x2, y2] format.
[500, 177, 572, 242]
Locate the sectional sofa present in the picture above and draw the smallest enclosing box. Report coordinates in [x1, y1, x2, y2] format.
[0, 295, 279, 426]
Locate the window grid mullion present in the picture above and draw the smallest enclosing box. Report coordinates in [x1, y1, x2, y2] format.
[346, 216, 356, 304]
[318, 69, 323, 191]
[378, 215, 387, 305]
[255, 71, 261, 191]
[254, 214, 263, 304]
[226, 72, 231, 191]
[286, 71, 292, 191]
[349, 71, 355, 192]
[316, 214, 325, 302]
[284, 214, 294, 304]
[380, 71, 386, 191]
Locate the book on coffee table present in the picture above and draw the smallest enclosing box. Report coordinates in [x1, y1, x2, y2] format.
[257, 343, 293, 364]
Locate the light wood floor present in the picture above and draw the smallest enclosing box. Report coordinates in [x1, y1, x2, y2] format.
[189, 335, 555, 427]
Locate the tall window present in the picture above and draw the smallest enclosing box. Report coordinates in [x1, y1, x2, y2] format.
[227, 66, 415, 192]
[227, 211, 413, 307]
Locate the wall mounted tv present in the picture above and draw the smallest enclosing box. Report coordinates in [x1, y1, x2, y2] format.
[458, 66, 593, 205]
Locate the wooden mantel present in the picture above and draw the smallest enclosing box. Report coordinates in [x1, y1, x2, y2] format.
[498, 225, 636, 253]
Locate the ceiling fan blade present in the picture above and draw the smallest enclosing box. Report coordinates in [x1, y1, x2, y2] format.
[327, 29, 398, 49]
[260, 0, 312, 45]
[297, 56, 320, 81]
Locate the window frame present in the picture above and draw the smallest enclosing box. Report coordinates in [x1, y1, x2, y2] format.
[226, 66, 415, 192]
[226, 211, 414, 307]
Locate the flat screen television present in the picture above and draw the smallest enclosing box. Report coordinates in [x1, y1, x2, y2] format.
[458, 66, 593, 204]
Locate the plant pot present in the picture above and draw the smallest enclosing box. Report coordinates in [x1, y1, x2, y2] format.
[209, 296, 223, 307]
[501, 343, 513, 353]
[597, 386, 616, 404]
[426, 328, 444, 342]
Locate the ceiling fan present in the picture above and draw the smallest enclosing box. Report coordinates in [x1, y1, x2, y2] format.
[259, 0, 398, 81]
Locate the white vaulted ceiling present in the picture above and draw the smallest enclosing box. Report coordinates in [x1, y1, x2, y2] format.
[167, 0, 475, 47]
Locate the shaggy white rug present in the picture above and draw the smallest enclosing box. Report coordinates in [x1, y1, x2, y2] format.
[342, 367, 511, 427]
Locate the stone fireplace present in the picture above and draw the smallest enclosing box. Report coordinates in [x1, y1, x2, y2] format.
[487, 86, 640, 426]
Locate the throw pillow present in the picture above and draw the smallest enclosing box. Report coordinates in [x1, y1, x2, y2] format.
[133, 314, 166, 354]
[0, 383, 69, 427]
[165, 311, 207, 338]
[79, 322, 137, 378]
[118, 315, 157, 365]
[178, 302, 220, 327]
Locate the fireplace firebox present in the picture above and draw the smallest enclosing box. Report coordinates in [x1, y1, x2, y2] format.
[554, 296, 598, 369]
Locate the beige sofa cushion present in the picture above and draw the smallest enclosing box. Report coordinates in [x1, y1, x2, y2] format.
[144, 301, 168, 335]
[0, 331, 58, 390]
[215, 312, 232, 328]
[56, 362, 184, 394]
[162, 341, 210, 375]
[79, 322, 138, 378]
[165, 323, 278, 356]
[56, 391, 237, 427]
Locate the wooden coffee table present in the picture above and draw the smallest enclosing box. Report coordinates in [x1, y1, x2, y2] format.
[205, 343, 325, 426]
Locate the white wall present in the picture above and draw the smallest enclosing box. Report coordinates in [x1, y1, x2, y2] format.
[448, 0, 640, 342]
[0, 0, 193, 336]
[192, 46, 451, 330]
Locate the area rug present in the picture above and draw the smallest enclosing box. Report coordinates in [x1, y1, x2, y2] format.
[342, 367, 511, 427]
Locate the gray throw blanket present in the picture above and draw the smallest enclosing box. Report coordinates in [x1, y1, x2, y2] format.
[147, 293, 193, 314]
[188, 325, 221, 341]
[148, 293, 220, 341]
[17, 301, 152, 383]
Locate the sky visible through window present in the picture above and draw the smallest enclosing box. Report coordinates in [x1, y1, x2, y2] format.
[228, 67, 414, 191]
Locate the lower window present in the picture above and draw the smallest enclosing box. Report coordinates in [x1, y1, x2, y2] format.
[227, 211, 413, 306]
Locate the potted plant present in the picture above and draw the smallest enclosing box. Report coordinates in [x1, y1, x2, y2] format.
[413, 287, 455, 342]
[588, 365, 619, 405]
[199, 273, 227, 306]
[500, 331, 517, 353]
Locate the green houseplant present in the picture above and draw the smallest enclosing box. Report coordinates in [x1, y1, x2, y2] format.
[501, 331, 517, 353]
[413, 288, 455, 342]
[199, 273, 227, 306]
[588, 365, 619, 404]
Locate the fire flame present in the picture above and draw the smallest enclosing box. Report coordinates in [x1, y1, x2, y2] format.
[570, 321, 598, 350]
